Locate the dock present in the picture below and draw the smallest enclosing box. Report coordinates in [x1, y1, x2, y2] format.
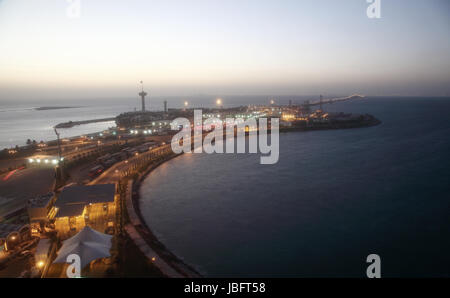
[54, 117, 115, 129]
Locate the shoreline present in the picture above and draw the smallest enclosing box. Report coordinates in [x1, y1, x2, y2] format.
[129, 153, 203, 277]
[130, 117, 382, 277]
[1, 123, 115, 151]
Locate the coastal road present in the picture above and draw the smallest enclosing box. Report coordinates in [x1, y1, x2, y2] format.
[0, 167, 54, 218]
[89, 136, 173, 185]
[89, 145, 170, 185]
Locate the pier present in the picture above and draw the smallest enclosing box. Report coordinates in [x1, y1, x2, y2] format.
[54, 117, 115, 129]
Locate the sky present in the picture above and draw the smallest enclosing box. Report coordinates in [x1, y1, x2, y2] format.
[0, 0, 449, 100]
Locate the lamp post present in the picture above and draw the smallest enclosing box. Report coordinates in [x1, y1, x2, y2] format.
[216, 98, 222, 109]
[54, 127, 63, 187]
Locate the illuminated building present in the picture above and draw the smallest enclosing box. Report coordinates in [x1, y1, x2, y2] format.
[27, 192, 57, 235]
[53, 184, 117, 239]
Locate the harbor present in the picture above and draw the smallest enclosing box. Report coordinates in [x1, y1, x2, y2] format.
[1, 0, 450, 288]
[0, 90, 381, 277]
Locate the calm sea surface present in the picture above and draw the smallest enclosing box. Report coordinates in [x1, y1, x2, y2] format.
[140, 97, 450, 277]
[0, 95, 286, 149]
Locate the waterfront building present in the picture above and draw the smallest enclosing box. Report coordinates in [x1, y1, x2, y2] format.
[27, 192, 57, 235]
[53, 184, 117, 239]
[115, 111, 173, 130]
[281, 112, 296, 121]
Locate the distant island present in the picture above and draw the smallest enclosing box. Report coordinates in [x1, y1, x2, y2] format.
[35, 106, 82, 111]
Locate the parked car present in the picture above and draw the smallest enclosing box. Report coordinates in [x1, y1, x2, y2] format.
[88, 165, 104, 178]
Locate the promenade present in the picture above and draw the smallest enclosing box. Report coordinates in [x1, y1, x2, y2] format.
[89, 142, 201, 277]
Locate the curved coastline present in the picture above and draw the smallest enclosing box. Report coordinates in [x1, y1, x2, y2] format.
[130, 152, 203, 277]
[132, 116, 382, 277]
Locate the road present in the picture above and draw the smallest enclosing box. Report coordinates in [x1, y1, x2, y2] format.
[0, 167, 55, 218]
[89, 145, 172, 185]
[86, 135, 173, 185]
[0, 158, 26, 171]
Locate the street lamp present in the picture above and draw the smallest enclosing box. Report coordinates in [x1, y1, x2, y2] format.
[53, 127, 64, 187]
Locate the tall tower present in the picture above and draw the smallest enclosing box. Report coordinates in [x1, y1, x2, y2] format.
[164, 100, 167, 113]
[139, 81, 147, 112]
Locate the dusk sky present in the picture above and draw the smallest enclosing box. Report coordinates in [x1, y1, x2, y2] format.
[0, 0, 449, 100]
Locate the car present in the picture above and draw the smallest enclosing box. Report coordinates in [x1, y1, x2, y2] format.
[88, 165, 104, 178]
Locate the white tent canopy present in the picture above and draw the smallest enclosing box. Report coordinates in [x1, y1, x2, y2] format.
[53, 226, 112, 269]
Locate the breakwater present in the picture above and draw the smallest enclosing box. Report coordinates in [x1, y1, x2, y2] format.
[54, 117, 115, 128]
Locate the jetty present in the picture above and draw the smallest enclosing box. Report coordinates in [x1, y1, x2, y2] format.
[54, 117, 115, 128]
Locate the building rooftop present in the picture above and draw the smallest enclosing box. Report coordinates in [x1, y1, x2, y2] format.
[28, 192, 54, 208]
[55, 184, 115, 218]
